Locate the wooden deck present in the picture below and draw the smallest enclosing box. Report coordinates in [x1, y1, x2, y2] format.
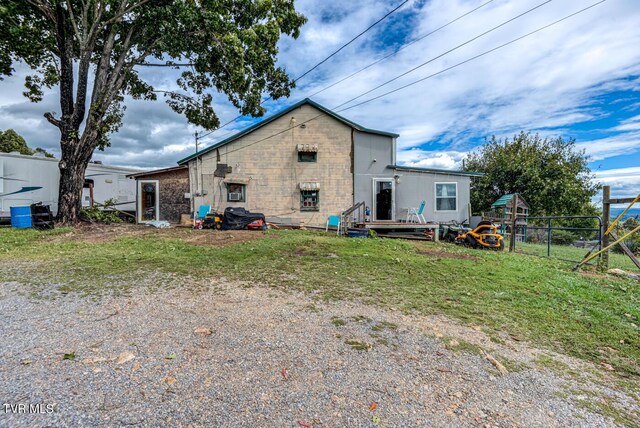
[356, 221, 440, 241]
[359, 221, 439, 230]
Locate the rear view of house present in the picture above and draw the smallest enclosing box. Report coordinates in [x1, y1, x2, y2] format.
[178, 99, 480, 226]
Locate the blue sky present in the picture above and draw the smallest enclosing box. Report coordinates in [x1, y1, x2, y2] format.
[0, 0, 639, 198]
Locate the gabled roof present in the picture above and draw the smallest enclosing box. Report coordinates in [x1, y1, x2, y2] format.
[127, 165, 187, 179]
[177, 98, 399, 165]
[388, 165, 484, 177]
[491, 193, 530, 209]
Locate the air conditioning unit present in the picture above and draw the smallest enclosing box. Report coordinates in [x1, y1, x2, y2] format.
[228, 192, 242, 201]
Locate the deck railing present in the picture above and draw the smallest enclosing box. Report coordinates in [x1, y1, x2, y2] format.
[340, 201, 366, 235]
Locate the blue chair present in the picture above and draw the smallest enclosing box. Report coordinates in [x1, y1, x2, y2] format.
[326, 215, 341, 235]
[406, 200, 426, 224]
[194, 205, 211, 227]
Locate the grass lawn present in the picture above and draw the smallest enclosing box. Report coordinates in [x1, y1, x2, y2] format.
[511, 240, 640, 272]
[1, 227, 639, 378]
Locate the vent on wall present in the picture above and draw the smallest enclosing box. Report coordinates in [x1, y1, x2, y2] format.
[214, 163, 232, 177]
[228, 192, 242, 201]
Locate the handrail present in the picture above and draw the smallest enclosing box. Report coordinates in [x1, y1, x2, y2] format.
[339, 201, 366, 236]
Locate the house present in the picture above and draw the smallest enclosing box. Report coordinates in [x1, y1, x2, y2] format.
[0, 151, 140, 218]
[127, 165, 190, 224]
[177, 99, 481, 227]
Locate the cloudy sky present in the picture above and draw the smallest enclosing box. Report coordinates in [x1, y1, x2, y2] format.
[1, 0, 639, 199]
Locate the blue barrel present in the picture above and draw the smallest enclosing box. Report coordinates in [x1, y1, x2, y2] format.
[10, 206, 32, 229]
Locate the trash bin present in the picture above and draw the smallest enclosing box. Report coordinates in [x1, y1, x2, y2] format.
[10, 206, 32, 229]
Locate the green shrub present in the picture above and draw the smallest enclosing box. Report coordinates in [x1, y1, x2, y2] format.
[80, 198, 122, 224]
[550, 230, 578, 246]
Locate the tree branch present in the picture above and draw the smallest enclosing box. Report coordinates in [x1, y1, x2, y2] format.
[136, 63, 195, 67]
[44, 112, 62, 128]
[26, 0, 57, 24]
[105, 0, 151, 25]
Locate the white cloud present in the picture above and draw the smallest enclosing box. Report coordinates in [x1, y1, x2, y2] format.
[0, 0, 639, 171]
[576, 132, 640, 161]
[594, 166, 640, 199]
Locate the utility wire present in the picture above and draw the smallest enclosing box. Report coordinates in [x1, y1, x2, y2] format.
[337, 0, 606, 113]
[212, 0, 606, 159]
[201, 0, 540, 146]
[307, 0, 495, 99]
[333, 0, 554, 111]
[197, 0, 411, 141]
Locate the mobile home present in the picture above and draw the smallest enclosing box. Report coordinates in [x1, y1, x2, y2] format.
[0, 152, 141, 218]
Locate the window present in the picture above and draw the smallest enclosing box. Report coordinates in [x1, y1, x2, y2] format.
[298, 151, 317, 162]
[227, 183, 245, 202]
[300, 190, 319, 211]
[435, 183, 457, 211]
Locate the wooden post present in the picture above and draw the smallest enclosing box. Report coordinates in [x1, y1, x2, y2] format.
[602, 186, 610, 270]
[509, 194, 518, 252]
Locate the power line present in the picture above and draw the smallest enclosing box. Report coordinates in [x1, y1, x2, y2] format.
[196, 0, 411, 141]
[333, 0, 554, 111]
[212, 0, 606, 159]
[307, 0, 495, 99]
[202, 0, 546, 146]
[336, 0, 606, 113]
[293, 0, 411, 83]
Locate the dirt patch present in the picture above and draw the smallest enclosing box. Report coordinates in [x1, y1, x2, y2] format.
[47, 222, 268, 247]
[417, 248, 479, 261]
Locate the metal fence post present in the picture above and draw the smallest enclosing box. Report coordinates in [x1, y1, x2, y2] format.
[602, 186, 610, 270]
[509, 194, 518, 252]
[547, 218, 552, 257]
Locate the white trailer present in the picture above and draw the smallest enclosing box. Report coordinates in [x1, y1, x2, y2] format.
[0, 152, 141, 218]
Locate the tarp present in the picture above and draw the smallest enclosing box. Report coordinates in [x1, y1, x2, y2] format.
[221, 207, 265, 230]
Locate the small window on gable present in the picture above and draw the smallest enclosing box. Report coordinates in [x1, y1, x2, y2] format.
[297, 144, 318, 162]
[298, 152, 317, 162]
[227, 183, 245, 202]
[435, 183, 457, 211]
[300, 190, 319, 211]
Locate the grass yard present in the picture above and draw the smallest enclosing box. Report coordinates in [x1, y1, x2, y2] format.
[1, 226, 639, 378]
[511, 240, 640, 272]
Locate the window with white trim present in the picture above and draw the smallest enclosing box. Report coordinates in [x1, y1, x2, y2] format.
[227, 183, 246, 202]
[435, 183, 457, 211]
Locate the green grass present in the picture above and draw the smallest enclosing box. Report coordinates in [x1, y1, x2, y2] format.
[511, 240, 639, 272]
[1, 227, 639, 377]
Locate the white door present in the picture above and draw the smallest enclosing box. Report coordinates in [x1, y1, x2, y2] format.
[137, 180, 159, 223]
[372, 178, 395, 221]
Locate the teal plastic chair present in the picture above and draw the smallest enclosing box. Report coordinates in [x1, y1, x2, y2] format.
[406, 200, 426, 224]
[194, 205, 211, 227]
[326, 215, 341, 235]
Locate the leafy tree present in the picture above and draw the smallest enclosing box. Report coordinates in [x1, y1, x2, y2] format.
[463, 132, 599, 217]
[0, 129, 31, 154]
[0, 128, 55, 157]
[0, 1, 306, 223]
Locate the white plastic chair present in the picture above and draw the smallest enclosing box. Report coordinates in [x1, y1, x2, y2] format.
[406, 200, 426, 224]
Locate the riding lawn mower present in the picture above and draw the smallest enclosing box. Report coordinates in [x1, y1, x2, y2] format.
[441, 220, 505, 250]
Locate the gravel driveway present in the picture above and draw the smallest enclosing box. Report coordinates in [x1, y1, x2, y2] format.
[0, 276, 637, 427]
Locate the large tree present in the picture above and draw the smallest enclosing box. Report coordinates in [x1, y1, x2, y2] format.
[0, 0, 306, 223]
[463, 132, 599, 216]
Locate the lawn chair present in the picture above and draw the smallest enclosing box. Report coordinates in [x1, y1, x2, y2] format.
[194, 204, 211, 228]
[326, 215, 341, 235]
[406, 200, 426, 224]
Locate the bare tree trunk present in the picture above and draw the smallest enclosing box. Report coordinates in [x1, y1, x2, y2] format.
[56, 150, 89, 224]
[55, 126, 97, 224]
